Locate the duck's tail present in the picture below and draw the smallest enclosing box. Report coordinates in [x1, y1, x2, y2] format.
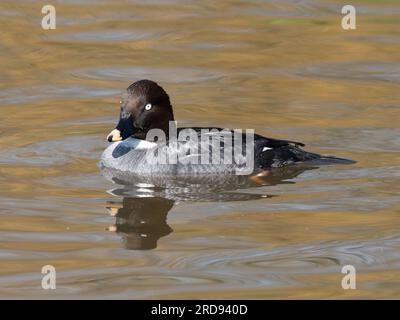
[306, 154, 356, 165]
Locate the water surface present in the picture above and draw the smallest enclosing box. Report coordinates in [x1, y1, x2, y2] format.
[0, 0, 399, 299]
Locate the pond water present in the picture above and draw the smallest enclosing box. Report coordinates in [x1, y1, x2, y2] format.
[0, 0, 399, 298]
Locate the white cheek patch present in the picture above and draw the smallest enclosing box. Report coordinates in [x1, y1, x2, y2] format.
[262, 147, 272, 152]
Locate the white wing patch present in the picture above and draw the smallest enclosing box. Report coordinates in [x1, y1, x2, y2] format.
[118, 138, 157, 150]
[262, 147, 272, 152]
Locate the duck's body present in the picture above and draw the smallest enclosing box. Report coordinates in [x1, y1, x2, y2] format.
[100, 80, 354, 179]
[100, 127, 353, 176]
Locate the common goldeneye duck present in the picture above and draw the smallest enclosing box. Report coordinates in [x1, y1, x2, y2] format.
[100, 79, 354, 177]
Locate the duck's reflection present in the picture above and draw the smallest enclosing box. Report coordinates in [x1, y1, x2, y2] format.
[103, 165, 317, 250]
[106, 197, 173, 250]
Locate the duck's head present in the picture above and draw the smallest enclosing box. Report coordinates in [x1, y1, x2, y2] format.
[107, 79, 174, 142]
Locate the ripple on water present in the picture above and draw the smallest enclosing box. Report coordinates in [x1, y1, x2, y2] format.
[42, 173, 110, 189]
[2, 233, 400, 298]
[71, 66, 222, 84]
[351, 35, 400, 45]
[0, 85, 119, 105]
[0, 266, 261, 299]
[164, 237, 400, 272]
[0, 136, 104, 166]
[48, 29, 161, 42]
[296, 61, 400, 83]
[312, 128, 400, 153]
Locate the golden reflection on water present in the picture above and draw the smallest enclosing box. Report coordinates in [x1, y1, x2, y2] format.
[0, 0, 399, 298]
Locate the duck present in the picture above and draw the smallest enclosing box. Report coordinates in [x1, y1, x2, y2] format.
[100, 79, 354, 178]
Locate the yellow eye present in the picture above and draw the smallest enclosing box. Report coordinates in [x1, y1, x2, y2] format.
[145, 103, 152, 111]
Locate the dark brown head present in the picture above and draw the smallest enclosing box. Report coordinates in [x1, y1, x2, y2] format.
[107, 80, 174, 142]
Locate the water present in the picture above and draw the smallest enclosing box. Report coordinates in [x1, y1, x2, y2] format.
[0, 0, 399, 299]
